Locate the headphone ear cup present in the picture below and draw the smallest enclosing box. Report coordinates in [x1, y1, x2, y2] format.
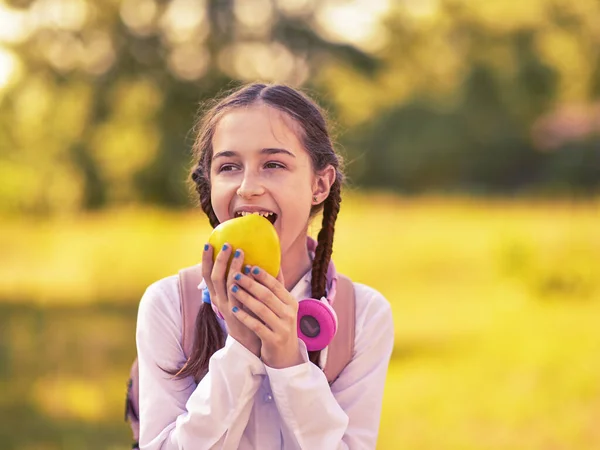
[297, 298, 338, 351]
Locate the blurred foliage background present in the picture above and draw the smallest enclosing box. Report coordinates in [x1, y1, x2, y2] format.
[0, 0, 599, 449]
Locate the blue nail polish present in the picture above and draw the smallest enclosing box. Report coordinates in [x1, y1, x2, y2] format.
[204, 244, 209, 251]
[243, 266, 251, 275]
[222, 244, 228, 251]
[232, 285, 239, 293]
[234, 273, 241, 281]
[232, 306, 239, 313]
[252, 267, 260, 275]
[234, 249, 241, 258]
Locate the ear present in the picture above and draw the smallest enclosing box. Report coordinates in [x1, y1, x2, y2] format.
[312, 165, 336, 205]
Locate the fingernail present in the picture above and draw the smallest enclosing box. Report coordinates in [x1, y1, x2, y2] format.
[204, 244, 209, 251]
[231, 285, 239, 293]
[234, 273, 241, 281]
[232, 306, 239, 313]
[234, 249, 241, 258]
[252, 267, 260, 275]
[222, 244, 228, 251]
[243, 266, 251, 275]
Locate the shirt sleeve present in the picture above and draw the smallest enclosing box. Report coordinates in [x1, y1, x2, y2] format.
[136, 280, 267, 450]
[265, 284, 395, 449]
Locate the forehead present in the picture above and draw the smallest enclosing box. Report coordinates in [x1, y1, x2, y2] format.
[212, 103, 305, 155]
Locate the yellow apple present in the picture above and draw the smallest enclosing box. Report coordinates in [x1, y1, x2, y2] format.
[208, 214, 281, 277]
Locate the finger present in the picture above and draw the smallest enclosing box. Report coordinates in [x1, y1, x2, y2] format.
[249, 266, 297, 308]
[201, 243, 215, 295]
[231, 270, 287, 318]
[226, 248, 245, 311]
[233, 265, 259, 319]
[227, 248, 245, 286]
[276, 269, 285, 286]
[211, 243, 232, 303]
[231, 304, 274, 341]
[230, 283, 282, 331]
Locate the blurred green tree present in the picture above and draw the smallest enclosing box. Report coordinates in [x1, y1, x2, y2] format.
[324, 0, 599, 195]
[1, 0, 599, 216]
[0, 0, 377, 214]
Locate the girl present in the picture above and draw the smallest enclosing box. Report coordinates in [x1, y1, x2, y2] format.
[136, 83, 394, 449]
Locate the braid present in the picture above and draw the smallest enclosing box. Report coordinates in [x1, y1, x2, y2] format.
[191, 160, 220, 228]
[311, 180, 341, 299]
[308, 179, 342, 366]
[198, 176, 219, 228]
[170, 154, 223, 380]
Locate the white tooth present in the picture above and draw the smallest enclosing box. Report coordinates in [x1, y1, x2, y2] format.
[239, 210, 275, 217]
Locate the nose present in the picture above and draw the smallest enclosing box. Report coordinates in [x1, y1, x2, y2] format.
[236, 171, 265, 199]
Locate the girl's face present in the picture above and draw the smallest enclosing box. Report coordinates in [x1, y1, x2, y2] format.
[210, 103, 333, 257]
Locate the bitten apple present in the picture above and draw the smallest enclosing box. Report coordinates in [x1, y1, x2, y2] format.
[208, 214, 281, 277]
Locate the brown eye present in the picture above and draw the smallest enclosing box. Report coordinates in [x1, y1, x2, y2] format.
[264, 161, 285, 169]
[219, 164, 238, 172]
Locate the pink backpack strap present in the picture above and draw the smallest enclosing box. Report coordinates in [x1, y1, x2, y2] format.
[178, 264, 204, 359]
[323, 274, 356, 383]
[126, 265, 205, 450]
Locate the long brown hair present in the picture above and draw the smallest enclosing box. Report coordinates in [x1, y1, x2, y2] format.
[175, 83, 344, 380]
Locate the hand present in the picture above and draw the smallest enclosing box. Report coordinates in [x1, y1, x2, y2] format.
[228, 266, 304, 369]
[202, 244, 261, 357]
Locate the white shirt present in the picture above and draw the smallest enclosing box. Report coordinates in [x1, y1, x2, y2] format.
[136, 268, 394, 450]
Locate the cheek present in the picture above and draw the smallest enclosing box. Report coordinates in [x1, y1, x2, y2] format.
[281, 168, 313, 194]
[284, 175, 314, 211]
[280, 187, 313, 225]
[210, 179, 234, 222]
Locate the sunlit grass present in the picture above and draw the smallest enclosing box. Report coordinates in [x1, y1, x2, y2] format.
[1, 194, 599, 449]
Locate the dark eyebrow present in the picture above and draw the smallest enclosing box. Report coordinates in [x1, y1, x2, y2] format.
[261, 148, 296, 158]
[212, 150, 237, 160]
[212, 148, 296, 160]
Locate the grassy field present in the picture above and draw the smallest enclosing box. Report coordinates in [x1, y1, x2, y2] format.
[1, 194, 599, 449]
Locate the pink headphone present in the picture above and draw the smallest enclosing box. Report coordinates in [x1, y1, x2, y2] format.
[296, 237, 339, 351]
[199, 237, 339, 352]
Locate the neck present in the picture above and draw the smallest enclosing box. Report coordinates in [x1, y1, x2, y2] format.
[281, 232, 312, 291]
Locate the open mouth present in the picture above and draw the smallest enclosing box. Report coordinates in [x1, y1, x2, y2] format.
[234, 210, 278, 225]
